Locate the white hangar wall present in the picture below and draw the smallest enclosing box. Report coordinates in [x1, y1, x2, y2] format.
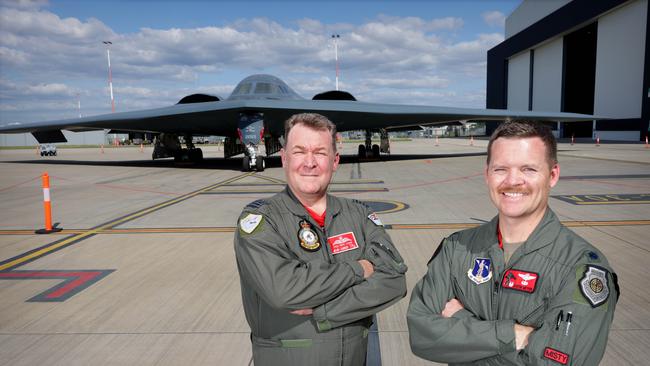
[488, 0, 650, 141]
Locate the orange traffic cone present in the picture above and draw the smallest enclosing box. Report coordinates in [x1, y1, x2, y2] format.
[140, 143, 144, 153]
[470, 136, 474, 146]
[571, 134, 574, 145]
[35, 172, 62, 234]
[435, 135, 439, 146]
[645, 135, 648, 149]
[596, 136, 600, 147]
[100, 144, 104, 154]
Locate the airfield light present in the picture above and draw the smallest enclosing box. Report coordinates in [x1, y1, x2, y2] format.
[102, 41, 115, 113]
[331, 34, 340, 91]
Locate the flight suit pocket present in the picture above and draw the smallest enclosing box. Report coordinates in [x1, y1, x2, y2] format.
[368, 243, 407, 274]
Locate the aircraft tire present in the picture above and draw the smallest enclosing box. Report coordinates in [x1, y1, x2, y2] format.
[242, 156, 251, 172]
[358, 144, 366, 157]
[372, 144, 380, 158]
[256, 156, 265, 171]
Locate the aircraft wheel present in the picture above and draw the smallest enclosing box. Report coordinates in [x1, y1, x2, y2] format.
[256, 156, 265, 171]
[372, 144, 380, 158]
[358, 144, 366, 157]
[242, 156, 251, 171]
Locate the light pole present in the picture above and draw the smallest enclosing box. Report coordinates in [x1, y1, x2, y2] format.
[331, 34, 340, 91]
[102, 41, 115, 113]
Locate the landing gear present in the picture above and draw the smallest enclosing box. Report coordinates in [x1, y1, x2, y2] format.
[357, 129, 385, 159]
[152, 133, 203, 162]
[242, 143, 265, 172]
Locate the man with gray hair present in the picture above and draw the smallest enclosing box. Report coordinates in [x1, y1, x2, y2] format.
[235, 113, 407, 365]
[408, 120, 618, 365]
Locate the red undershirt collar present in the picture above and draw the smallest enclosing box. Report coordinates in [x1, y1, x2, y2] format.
[304, 205, 326, 227]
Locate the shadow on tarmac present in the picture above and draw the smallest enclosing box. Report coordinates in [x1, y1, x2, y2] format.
[4, 152, 488, 171]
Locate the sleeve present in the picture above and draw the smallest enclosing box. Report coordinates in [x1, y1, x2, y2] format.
[515, 261, 619, 365]
[234, 209, 365, 310]
[407, 236, 516, 363]
[311, 210, 408, 331]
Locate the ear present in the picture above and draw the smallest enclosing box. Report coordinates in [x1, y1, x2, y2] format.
[549, 163, 560, 188]
[332, 152, 340, 171]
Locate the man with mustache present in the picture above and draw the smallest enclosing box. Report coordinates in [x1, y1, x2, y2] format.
[407, 121, 619, 365]
[235, 113, 407, 365]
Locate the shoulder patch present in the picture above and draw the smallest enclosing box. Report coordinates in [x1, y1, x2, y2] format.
[239, 213, 264, 234]
[367, 212, 383, 226]
[245, 199, 266, 210]
[577, 265, 610, 307]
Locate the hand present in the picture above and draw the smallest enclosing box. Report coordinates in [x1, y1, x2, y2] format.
[358, 259, 374, 279]
[441, 298, 464, 318]
[290, 308, 313, 316]
[514, 323, 534, 350]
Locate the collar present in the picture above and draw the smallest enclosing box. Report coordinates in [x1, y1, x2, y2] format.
[280, 186, 342, 220]
[496, 208, 561, 254]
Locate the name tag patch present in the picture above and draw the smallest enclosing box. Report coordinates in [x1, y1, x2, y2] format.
[327, 232, 359, 254]
[502, 269, 538, 293]
[543, 347, 569, 364]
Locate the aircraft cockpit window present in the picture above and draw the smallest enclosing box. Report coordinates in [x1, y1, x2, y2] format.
[233, 83, 252, 95]
[278, 85, 289, 94]
[254, 83, 273, 94]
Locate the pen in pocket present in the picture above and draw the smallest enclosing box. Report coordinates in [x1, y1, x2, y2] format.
[555, 310, 564, 331]
[564, 312, 573, 336]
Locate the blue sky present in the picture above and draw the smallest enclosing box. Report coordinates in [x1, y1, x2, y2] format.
[0, 0, 521, 124]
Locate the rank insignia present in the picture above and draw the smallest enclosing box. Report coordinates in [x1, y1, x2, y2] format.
[502, 269, 538, 293]
[239, 213, 263, 234]
[298, 220, 321, 252]
[467, 258, 492, 285]
[580, 265, 609, 307]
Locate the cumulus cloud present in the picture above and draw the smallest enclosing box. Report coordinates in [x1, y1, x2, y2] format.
[482, 11, 506, 28]
[0, 4, 506, 123]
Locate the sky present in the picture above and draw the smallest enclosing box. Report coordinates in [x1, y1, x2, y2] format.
[0, 0, 521, 124]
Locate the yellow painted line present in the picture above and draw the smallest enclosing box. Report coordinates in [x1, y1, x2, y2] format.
[1, 220, 648, 241]
[0, 172, 253, 271]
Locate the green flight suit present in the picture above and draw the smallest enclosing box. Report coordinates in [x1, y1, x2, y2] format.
[408, 209, 618, 365]
[235, 187, 407, 366]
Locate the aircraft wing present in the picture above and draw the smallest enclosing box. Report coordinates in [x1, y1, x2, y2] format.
[0, 98, 595, 142]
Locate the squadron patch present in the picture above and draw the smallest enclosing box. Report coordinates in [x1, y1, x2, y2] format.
[467, 258, 492, 285]
[501, 269, 538, 293]
[579, 265, 609, 307]
[239, 213, 263, 234]
[298, 220, 321, 252]
[368, 212, 383, 226]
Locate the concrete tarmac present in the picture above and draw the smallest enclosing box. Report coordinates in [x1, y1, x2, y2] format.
[0, 138, 648, 365]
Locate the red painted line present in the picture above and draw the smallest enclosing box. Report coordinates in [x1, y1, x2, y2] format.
[0, 270, 113, 302]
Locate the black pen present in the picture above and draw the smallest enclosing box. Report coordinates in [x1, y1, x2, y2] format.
[555, 310, 564, 330]
[564, 312, 573, 336]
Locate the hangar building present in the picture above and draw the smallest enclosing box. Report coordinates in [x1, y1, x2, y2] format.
[487, 0, 649, 141]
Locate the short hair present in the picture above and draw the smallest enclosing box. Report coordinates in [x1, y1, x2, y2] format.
[487, 120, 557, 166]
[284, 113, 337, 152]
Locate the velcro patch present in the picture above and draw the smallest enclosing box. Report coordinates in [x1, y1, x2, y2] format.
[327, 232, 359, 255]
[501, 269, 538, 293]
[543, 347, 569, 364]
[239, 213, 263, 234]
[368, 212, 383, 226]
[579, 265, 609, 307]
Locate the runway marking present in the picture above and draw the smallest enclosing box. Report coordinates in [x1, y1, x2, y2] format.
[0, 270, 114, 302]
[553, 194, 650, 205]
[0, 172, 254, 302]
[1, 220, 647, 236]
